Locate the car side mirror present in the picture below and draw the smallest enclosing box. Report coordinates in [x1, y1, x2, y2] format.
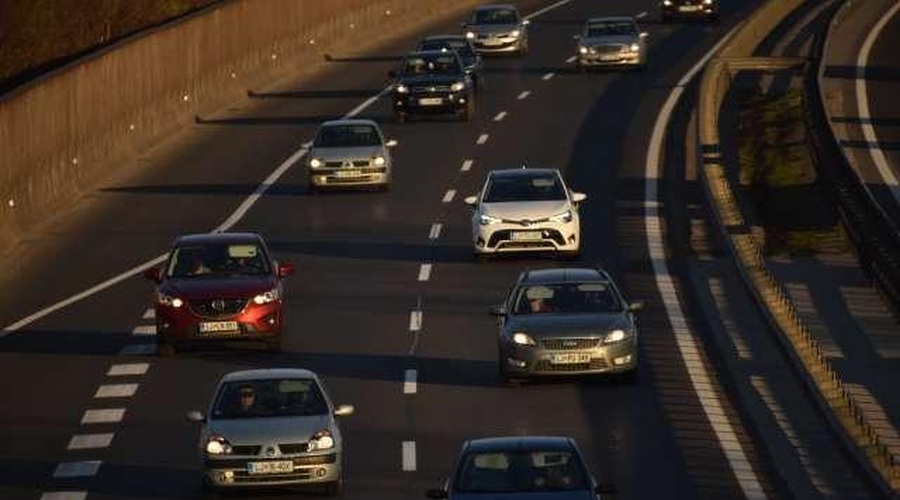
[385, 139, 398, 147]
[388, 69, 397, 78]
[334, 404, 355, 417]
[639, 31, 649, 39]
[278, 262, 295, 278]
[490, 304, 507, 316]
[628, 301, 645, 312]
[464, 195, 478, 206]
[425, 488, 448, 499]
[596, 483, 617, 494]
[186, 410, 205, 423]
[143, 267, 163, 283]
[571, 192, 587, 204]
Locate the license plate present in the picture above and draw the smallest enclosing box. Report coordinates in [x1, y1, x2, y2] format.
[198, 321, 239, 333]
[483, 38, 502, 46]
[418, 97, 443, 106]
[678, 5, 700, 11]
[335, 169, 361, 178]
[511, 231, 542, 241]
[600, 54, 621, 61]
[247, 460, 294, 475]
[550, 353, 592, 364]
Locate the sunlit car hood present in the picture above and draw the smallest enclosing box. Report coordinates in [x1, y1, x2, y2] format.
[582, 35, 639, 46]
[207, 414, 332, 445]
[396, 74, 466, 86]
[480, 200, 571, 220]
[505, 313, 630, 336]
[310, 146, 384, 161]
[467, 24, 521, 35]
[450, 491, 595, 500]
[162, 276, 276, 300]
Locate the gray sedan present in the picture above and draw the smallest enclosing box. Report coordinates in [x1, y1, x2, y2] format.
[574, 16, 648, 70]
[462, 4, 530, 55]
[307, 118, 396, 191]
[492, 268, 643, 383]
[188, 368, 354, 495]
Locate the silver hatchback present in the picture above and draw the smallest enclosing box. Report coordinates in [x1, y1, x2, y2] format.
[307, 119, 396, 191]
[574, 16, 648, 70]
[188, 368, 354, 495]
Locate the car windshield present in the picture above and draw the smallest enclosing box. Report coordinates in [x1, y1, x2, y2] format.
[472, 8, 519, 25]
[455, 450, 587, 493]
[211, 378, 328, 419]
[314, 124, 382, 148]
[483, 173, 567, 203]
[167, 242, 270, 278]
[586, 21, 637, 37]
[401, 53, 461, 75]
[418, 40, 474, 59]
[513, 282, 621, 315]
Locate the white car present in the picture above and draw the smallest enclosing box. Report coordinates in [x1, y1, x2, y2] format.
[464, 168, 586, 258]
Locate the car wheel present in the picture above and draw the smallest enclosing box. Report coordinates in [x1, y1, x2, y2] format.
[324, 474, 344, 496]
[266, 336, 282, 353]
[462, 97, 475, 122]
[393, 110, 406, 124]
[620, 367, 639, 384]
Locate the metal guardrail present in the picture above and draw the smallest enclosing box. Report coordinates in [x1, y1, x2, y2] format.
[696, 0, 900, 495]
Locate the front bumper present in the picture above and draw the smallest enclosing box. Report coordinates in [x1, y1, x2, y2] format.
[500, 337, 638, 376]
[155, 302, 283, 344]
[203, 452, 340, 488]
[577, 50, 644, 67]
[472, 220, 580, 254]
[471, 35, 523, 53]
[393, 92, 470, 116]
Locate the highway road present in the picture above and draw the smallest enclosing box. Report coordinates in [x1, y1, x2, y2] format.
[0, 0, 846, 498]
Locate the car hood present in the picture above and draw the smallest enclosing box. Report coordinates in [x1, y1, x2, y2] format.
[450, 491, 595, 500]
[207, 414, 332, 445]
[467, 24, 521, 35]
[581, 35, 639, 46]
[161, 276, 276, 300]
[309, 145, 385, 161]
[505, 313, 631, 337]
[396, 74, 466, 86]
[481, 200, 571, 220]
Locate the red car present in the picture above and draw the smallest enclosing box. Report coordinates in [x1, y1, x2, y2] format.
[144, 232, 294, 354]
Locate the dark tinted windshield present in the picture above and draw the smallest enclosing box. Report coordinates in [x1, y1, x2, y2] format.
[418, 40, 474, 59]
[401, 53, 462, 75]
[472, 7, 519, 25]
[314, 124, 382, 148]
[168, 242, 270, 278]
[455, 450, 587, 493]
[483, 173, 567, 202]
[586, 21, 637, 37]
[513, 282, 621, 315]
[211, 378, 328, 419]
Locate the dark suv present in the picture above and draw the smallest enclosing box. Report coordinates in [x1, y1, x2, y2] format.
[389, 50, 475, 123]
[660, 0, 718, 22]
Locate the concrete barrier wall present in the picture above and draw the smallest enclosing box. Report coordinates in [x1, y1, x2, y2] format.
[0, 0, 482, 255]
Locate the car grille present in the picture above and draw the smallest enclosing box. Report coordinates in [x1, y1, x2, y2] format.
[323, 160, 373, 168]
[589, 44, 626, 55]
[534, 358, 610, 372]
[207, 453, 337, 469]
[278, 443, 310, 454]
[230, 445, 262, 456]
[191, 298, 247, 318]
[540, 338, 600, 350]
[411, 84, 453, 94]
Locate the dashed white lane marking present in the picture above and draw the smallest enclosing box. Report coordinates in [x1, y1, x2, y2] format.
[67, 433, 114, 450]
[476, 134, 489, 145]
[142, 309, 155, 319]
[493, 111, 507, 122]
[94, 383, 138, 398]
[542, 72, 555, 81]
[429, 223, 442, 240]
[418, 264, 432, 282]
[53, 461, 102, 478]
[131, 325, 156, 336]
[409, 311, 423, 332]
[461, 159, 474, 171]
[404, 369, 417, 394]
[565, 56, 577, 64]
[517, 91, 531, 100]
[119, 344, 156, 356]
[636, 11, 648, 19]
[644, 21, 766, 500]
[402, 441, 417, 471]
[442, 189, 456, 203]
[41, 492, 88, 500]
[108, 363, 150, 376]
[81, 408, 126, 424]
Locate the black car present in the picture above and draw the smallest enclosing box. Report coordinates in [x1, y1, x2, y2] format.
[660, 0, 718, 22]
[389, 50, 476, 123]
[416, 35, 484, 91]
[426, 436, 615, 499]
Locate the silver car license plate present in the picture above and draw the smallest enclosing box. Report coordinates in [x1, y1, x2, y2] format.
[511, 231, 542, 241]
[335, 169, 361, 178]
[550, 353, 591, 364]
[247, 460, 294, 475]
[418, 97, 443, 106]
[198, 321, 239, 333]
[678, 5, 700, 11]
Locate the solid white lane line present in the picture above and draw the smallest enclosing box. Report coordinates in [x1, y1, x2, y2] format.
[119, 344, 156, 356]
[856, 1, 900, 204]
[402, 441, 417, 471]
[142, 309, 155, 319]
[524, 0, 573, 20]
[494, 111, 507, 122]
[409, 311, 423, 332]
[477, 134, 489, 145]
[131, 325, 156, 336]
[94, 383, 138, 398]
[644, 21, 766, 500]
[53, 461, 102, 478]
[442, 189, 456, 203]
[404, 369, 417, 394]
[81, 408, 126, 424]
[418, 264, 432, 282]
[108, 363, 150, 376]
[461, 159, 474, 172]
[565, 56, 577, 64]
[517, 91, 531, 100]
[542, 72, 555, 81]
[41, 492, 88, 500]
[67, 433, 114, 450]
[429, 223, 442, 240]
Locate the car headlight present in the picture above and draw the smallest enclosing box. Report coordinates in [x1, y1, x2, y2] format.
[663, 0, 673, 5]
[395, 83, 409, 94]
[630, 43, 640, 53]
[578, 45, 588, 54]
[205, 435, 232, 455]
[510, 30, 520, 38]
[703, 0, 713, 4]
[549, 210, 573, 223]
[308, 429, 335, 450]
[479, 214, 501, 226]
[252, 288, 280, 305]
[309, 157, 323, 168]
[603, 329, 629, 344]
[450, 81, 465, 92]
[512, 332, 537, 346]
[373, 155, 386, 166]
[465, 31, 475, 40]
[157, 292, 183, 308]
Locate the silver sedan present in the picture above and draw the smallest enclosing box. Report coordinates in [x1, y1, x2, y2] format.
[307, 119, 396, 191]
[574, 17, 648, 70]
[462, 4, 531, 55]
[188, 368, 354, 495]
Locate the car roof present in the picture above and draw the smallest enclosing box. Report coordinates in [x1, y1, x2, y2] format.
[319, 118, 379, 128]
[488, 167, 559, 179]
[587, 16, 635, 24]
[474, 3, 518, 12]
[174, 232, 262, 246]
[406, 49, 459, 58]
[519, 267, 609, 285]
[221, 368, 318, 382]
[421, 34, 468, 42]
[465, 436, 576, 453]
